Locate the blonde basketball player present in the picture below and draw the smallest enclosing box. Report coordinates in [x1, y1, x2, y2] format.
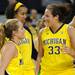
[0, 19, 25, 75]
[5, 2, 37, 75]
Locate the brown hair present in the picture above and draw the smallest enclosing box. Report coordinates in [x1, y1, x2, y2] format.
[4, 19, 19, 39]
[46, 3, 72, 23]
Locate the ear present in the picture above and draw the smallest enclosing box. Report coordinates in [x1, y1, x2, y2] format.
[54, 15, 59, 20]
[54, 15, 59, 22]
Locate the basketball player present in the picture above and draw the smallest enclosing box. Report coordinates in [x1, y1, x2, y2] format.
[36, 3, 75, 75]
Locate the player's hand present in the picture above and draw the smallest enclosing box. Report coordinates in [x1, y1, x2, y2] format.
[61, 44, 72, 54]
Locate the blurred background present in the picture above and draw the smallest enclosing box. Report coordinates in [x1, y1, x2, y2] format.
[0, 0, 75, 22]
[0, 0, 75, 55]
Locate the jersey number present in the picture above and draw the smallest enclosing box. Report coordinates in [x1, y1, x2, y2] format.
[48, 46, 60, 54]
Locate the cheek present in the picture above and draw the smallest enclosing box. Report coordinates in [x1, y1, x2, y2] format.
[19, 15, 25, 23]
[21, 15, 26, 21]
[49, 16, 54, 23]
[21, 30, 24, 36]
[18, 32, 24, 39]
[21, 32, 25, 38]
[50, 18, 53, 22]
[0, 32, 3, 37]
[20, 15, 24, 19]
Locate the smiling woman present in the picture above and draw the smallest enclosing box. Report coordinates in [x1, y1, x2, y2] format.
[5, 2, 28, 24]
[0, 19, 25, 75]
[5, 2, 37, 75]
[36, 2, 75, 75]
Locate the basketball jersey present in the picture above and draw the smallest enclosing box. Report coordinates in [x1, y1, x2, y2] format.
[19, 29, 35, 70]
[28, 24, 38, 51]
[6, 41, 23, 75]
[41, 24, 74, 71]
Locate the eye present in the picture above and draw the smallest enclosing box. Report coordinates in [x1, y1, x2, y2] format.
[21, 12, 27, 15]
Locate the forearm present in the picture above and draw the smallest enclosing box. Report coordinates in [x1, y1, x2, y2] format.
[0, 60, 8, 72]
[35, 56, 41, 75]
[0, 61, 6, 75]
[0, 55, 12, 72]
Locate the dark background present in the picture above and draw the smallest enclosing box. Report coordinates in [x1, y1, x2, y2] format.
[0, 0, 74, 14]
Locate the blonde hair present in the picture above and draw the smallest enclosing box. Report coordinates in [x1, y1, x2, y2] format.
[4, 19, 19, 39]
[0, 23, 5, 49]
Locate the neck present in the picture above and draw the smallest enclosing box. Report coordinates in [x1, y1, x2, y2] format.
[11, 37, 20, 45]
[50, 22, 63, 33]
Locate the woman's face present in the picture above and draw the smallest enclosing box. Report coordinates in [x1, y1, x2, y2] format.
[15, 6, 28, 24]
[43, 9, 55, 27]
[31, 9, 37, 18]
[15, 21, 25, 39]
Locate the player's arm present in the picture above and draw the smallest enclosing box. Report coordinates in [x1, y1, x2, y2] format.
[0, 42, 17, 75]
[35, 29, 44, 75]
[63, 26, 75, 58]
[68, 26, 75, 58]
[69, 16, 75, 27]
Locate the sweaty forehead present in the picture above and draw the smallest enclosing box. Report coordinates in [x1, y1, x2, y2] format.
[18, 7, 27, 13]
[45, 9, 50, 13]
[44, 9, 51, 15]
[45, 9, 48, 12]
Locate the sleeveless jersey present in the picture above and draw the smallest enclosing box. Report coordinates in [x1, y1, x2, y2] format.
[28, 24, 38, 51]
[6, 41, 23, 75]
[19, 29, 35, 70]
[41, 24, 74, 71]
